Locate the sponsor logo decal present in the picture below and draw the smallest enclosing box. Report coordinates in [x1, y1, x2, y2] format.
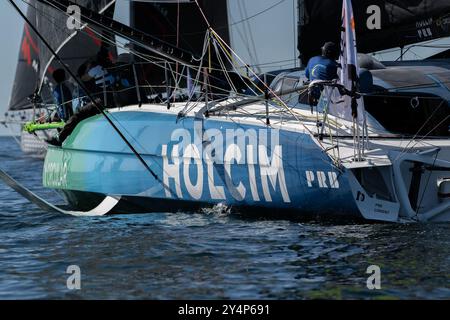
[162, 121, 291, 203]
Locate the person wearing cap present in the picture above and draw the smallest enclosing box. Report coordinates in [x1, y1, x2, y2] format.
[305, 42, 339, 81]
[305, 42, 339, 107]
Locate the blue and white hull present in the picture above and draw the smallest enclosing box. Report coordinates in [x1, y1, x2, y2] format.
[43, 104, 361, 218]
[42, 102, 450, 222]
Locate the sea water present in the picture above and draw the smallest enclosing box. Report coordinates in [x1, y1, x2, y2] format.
[0, 137, 449, 299]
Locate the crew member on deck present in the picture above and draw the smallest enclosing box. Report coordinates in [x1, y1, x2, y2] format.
[52, 69, 74, 121]
[305, 42, 339, 81]
[305, 42, 339, 106]
[87, 47, 115, 106]
[72, 62, 97, 111]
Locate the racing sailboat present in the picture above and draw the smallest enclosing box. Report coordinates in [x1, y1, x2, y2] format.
[1, 0, 449, 222]
[3, 0, 117, 158]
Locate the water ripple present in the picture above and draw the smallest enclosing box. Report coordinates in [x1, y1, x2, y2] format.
[0, 137, 449, 299]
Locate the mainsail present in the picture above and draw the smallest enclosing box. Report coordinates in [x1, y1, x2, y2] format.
[130, 0, 230, 57]
[130, 0, 231, 94]
[298, 0, 450, 64]
[35, 0, 116, 88]
[8, 0, 116, 110]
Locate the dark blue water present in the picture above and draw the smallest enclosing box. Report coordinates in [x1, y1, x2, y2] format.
[0, 136, 449, 299]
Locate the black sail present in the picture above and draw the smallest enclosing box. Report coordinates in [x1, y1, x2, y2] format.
[298, 0, 450, 65]
[35, 0, 116, 88]
[9, 2, 40, 111]
[131, 0, 230, 57]
[130, 0, 231, 94]
[9, 0, 116, 110]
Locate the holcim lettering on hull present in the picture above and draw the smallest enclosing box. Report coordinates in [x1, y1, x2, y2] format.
[43, 107, 359, 217]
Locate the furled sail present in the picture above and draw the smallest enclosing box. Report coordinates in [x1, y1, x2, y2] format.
[9, 0, 116, 110]
[298, 0, 450, 65]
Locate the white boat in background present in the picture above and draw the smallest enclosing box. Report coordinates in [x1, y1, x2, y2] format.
[20, 129, 49, 158]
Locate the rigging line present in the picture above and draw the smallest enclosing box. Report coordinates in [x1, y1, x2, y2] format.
[212, 41, 238, 94]
[208, 28, 331, 156]
[364, 93, 449, 100]
[212, 33, 262, 96]
[20, 3, 234, 100]
[117, 1, 200, 54]
[29, 0, 320, 122]
[23, 2, 255, 132]
[194, 0, 210, 29]
[45, 5, 233, 79]
[225, 107, 337, 171]
[394, 101, 450, 161]
[78, 27, 239, 93]
[244, 58, 299, 68]
[181, 31, 210, 116]
[416, 151, 439, 218]
[374, 38, 450, 55]
[393, 98, 447, 162]
[213, 37, 254, 95]
[42, 0, 199, 67]
[233, 17, 257, 69]
[174, 0, 180, 102]
[51, 31, 222, 195]
[405, 114, 450, 151]
[229, 0, 287, 28]
[10, 0, 178, 199]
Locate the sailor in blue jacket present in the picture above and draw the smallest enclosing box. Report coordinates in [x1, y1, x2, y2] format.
[305, 42, 339, 81]
[305, 42, 339, 106]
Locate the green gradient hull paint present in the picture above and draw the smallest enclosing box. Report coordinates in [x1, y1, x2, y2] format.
[42, 110, 359, 216]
